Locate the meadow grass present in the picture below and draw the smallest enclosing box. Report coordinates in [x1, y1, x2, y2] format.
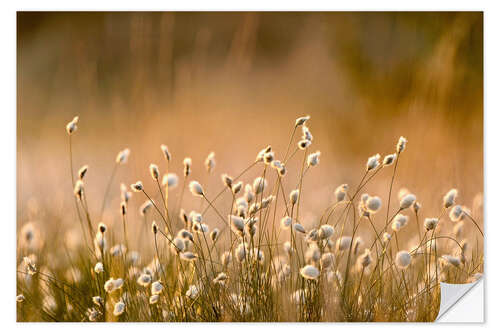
[16, 115, 483, 322]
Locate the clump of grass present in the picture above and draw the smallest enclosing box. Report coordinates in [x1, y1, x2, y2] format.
[16, 115, 483, 322]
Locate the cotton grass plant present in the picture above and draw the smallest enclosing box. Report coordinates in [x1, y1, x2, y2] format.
[16, 115, 483, 322]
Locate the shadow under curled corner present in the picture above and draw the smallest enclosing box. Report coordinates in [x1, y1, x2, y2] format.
[434, 278, 484, 322]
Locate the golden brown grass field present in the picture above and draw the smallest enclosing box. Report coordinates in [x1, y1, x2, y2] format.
[16, 12, 483, 322]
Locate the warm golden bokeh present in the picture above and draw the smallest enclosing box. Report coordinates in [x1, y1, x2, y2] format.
[17, 12, 483, 322]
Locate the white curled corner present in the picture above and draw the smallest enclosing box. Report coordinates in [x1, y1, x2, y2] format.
[435, 278, 483, 322]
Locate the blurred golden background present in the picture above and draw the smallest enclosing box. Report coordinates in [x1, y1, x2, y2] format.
[17, 12, 483, 250]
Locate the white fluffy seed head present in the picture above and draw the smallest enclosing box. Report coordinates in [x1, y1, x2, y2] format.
[250, 248, 265, 263]
[92, 296, 103, 306]
[353, 237, 364, 255]
[78, 165, 88, 180]
[398, 188, 410, 201]
[210, 228, 220, 242]
[253, 177, 267, 194]
[66, 116, 79, 135]
[256, 146, 272, 162]
[149, 295, 160, 304]
[305, 229, 319, 243]
[160, 144, 171, 161]
[302, 126, 313, 142]
[449, 205, 464, 222]
[186, 285, 199, 299]
[295, 115, 310, 127]
[23, 256, 37, 275]
[171, 237, 185, 254]
[442, 254, 461, 267]
[213, 272, 228, 284]
[264, 151, 275, 165]
[177, 229, 194, 242]
[190, 211, 202, 224]
[221, 173, 233, 189]
[183, 157, 192, 177]
[116, 148, 131, 164]
[293, 223, 306, 233]
[162, 173, 179, 188]
[94, 262, 104, 274]
[424, 217, 439, 231]
[73, 180, 84, 200]
[192, 223, 208, 234]
[104, 278, 116, 293]
[113, 278, 124, 289]
[113, 301, 125, 316]
[151, 281, 163, 295]
[443, 189, 458, 208]
[395, 251, 411, 269]
[189, 181, 204, 197]
[137, 273, 152, 287]
[391, 221, 401, 232]
[357, 249, 373, 269]
[278, 164, 287, 177]
[229, 215, 245, 235]
[244, 184, 254, 203]
[366, 196, 382, 213]
[300, 265, 320, 280]
[383, 154, 396, 166]
[179, 209, 189, 226]
[394, 214, 409, 228]
[271, 160, 283, 171]
[205, 152, 215, 173]
[307, 151, 321, 167]
[335, 184, 348, 202]
[245, 219, 258, 236]
[232, 181, 243, 195]
[366, 154, 381, 171]
[358, 199, 369, 217]
[149, 164, 160, 181]
[400, 193, 416, 209]
[318, 224, 335, 239]
[120, 183, 132, 203]
[290, 189, 299, 205]
[235, 197, 248, 213]
[397, 136, 408, 154]
[98, 223, 107, 234]
[235, 243, 247, 262]
[320, 253, 335, 270]
[261, 195, 275, 209]
[120, 201, 127, 216]
[298, 139, 312, 150]
[221, 251, 232, 266]
[131, 181, 143, 192]
[280, 216, 292, 229]
[413, 201, 421, 213]
[305, 244, 320, 263]
[337, 236, 352, 251]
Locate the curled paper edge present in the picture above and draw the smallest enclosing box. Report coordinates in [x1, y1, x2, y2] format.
[435, 278, 483, 322]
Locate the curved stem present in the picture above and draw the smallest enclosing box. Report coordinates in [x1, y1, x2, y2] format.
[463, 211, 484, 237]
[99, 163, 118, 218]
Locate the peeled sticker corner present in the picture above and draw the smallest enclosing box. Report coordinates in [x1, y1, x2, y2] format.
[435, 277, 484, 322]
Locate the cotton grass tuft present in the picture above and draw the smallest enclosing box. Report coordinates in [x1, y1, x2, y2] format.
[189, 181, 204, 197]
[300, 265, 320, 280]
